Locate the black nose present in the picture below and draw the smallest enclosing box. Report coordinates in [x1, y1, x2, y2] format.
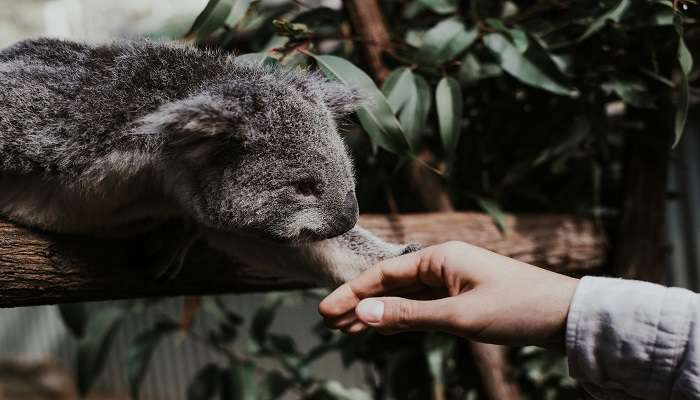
[344, 190, 359, 223]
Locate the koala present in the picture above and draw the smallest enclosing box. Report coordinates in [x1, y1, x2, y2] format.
[0, 38, 414, 282]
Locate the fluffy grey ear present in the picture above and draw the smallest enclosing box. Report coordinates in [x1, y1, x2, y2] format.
[144, 95, 243, 161]
[320, 81, 366, 117]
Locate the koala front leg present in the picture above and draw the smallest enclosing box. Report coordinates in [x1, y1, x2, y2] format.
[202, 226, 419, 287]
[143, 220, 201, 280]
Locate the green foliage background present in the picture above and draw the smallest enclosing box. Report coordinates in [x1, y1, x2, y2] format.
[60, 0, 698, 399]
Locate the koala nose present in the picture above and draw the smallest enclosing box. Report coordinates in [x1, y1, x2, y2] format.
[344, 190, 359, 223]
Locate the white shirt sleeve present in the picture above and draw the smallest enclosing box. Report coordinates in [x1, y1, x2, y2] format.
[566, 276, 700, 400]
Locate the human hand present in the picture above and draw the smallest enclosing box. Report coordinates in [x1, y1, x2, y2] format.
[319, 241, 579, 350]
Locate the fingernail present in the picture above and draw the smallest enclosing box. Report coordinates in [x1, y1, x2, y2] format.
[356, 299, 384, 323]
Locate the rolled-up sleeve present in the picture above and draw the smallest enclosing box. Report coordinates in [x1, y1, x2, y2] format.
[566, 276, 700, 400]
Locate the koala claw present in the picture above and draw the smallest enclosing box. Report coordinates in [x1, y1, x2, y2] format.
[143, 221, 200, 280]
[401, 243, 423, 255]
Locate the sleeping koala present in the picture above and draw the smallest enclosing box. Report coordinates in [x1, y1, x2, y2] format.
[0, 38, 413, 282]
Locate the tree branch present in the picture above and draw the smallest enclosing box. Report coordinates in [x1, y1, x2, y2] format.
[0, 212, 604, 308]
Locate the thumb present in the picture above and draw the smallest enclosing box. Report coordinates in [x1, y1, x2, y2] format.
[355, 297, 456, 333]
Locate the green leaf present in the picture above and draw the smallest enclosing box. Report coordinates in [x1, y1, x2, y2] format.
[57, 303, 88, 338]
[259, 371, 292, 400]
[311, 54, 412, 156]
[318, 381, 373, 400]
[225, 0, 252, 28]
[128, 320, 179, 400]
[436, 76, 463, 158]
[187, 0, 236, 41]
[674, 11, 693, 147]
[187, 364, 222, 400]
[76, 307, 126, 395]
[250, 296, 284, 346]
[458, 53, 501, 83]
[234, 52, 279, 67]
[220, 358, 257, 400]
[483, 33, 579, 97]
[418, 0, 457, 14]
[382, 68, 426, 148]
[474, 196, 508, 234]
[485, 18, 528, 52]
[418, 19, 477, 64]
[576, 0, 631, 43]
[612, 77, 655, 108]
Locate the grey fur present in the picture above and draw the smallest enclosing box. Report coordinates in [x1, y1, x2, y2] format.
[0, 38, 415, 284]
[0, 38, 362, 242]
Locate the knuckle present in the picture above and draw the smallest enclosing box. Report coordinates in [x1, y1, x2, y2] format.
[396, 301, 415, 329]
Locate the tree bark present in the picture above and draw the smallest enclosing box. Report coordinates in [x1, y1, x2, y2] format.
[343, 0, 392, 83]
[0, 212, 604, 308]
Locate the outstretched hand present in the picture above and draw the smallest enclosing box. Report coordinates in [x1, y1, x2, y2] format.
[319, 241, 579, 350]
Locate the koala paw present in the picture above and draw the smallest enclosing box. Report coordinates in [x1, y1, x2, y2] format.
[401, 243, 423, 255]
[143, 221, 200, 280]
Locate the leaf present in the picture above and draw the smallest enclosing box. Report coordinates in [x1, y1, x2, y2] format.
[187, 364, 222, 400]
[483, 33, 579, 97]
[57, 303, 88, 338]
[128, 320, 179, 400]
[259, 371, 292, 400]
[418, 19, 477, 64]
[220, 358, 257, 400]
[576, 0, 631, 43]
[425, 333, 454, 398]
[76, 307, 126, 395]
[382, 67, 415, 113]
[235, 52, 279, 67]
[436, 76, 463, 158]
[612, 77, 655, 108]
[250, 296, 284, 346]
[318, 381, 373, 400]
[674, 11, 693, 147]
[458, 53, 501, 83]
[225, 0, 252, 28]
[311, 54, 412, 156]
[382, 68, 426, 148]
[418, 0, 457, 14]
[474, 196, 508, 234]
[485, 18, 528, 52]
[187, 0, 236, 41]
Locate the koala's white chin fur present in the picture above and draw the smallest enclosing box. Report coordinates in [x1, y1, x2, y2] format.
[202, 225, 414, 286]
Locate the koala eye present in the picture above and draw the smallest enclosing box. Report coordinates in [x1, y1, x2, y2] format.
[294, 178, 321, 197]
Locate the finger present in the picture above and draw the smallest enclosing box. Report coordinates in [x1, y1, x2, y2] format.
[342, 321, 368, 335]
[319, 250, 426, 319]
[355, 296, 458, 333]
[324, 310, 358, 329]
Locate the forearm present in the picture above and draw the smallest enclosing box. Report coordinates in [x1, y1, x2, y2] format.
[566, 276, 700, 399]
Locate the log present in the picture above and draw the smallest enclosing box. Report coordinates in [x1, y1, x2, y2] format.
[0, 212, 605, 308]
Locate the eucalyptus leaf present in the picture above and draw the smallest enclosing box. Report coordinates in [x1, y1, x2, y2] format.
[612, 77, 655, 108]
[57, 303, 88, 338]
[474, 196, 508, 234]
[225, 0, 252, 28]
[458, 53, 501, 83]
[483, 33, 579, 97]
[259, 371, 292, 400]
[674, 11, 693, 147]
[425, 333, 454, 396]
[128, 320, 179, 400]
[187, 0, 236, 41]
[576, 0, 631, 43]
[76, 307, 126, 395]
[436, 76, 463, 158]
[220, 358, 257, 400]
[318, 381, 373, 400]
[250, 296, 284, 346]
[187, 364, 222, 400]
[418, 0, 457, 14]
[382, 68, 425, 148]
[418, 19, 477, 64]
[382, 67, 414, 113]
[311, 54, 412, 155]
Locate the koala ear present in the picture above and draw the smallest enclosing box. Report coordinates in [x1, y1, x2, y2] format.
[320, 81, 367, 117]
[144, 95, 243, 161]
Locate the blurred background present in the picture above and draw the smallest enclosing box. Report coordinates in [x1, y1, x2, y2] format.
[0, 0, 698, 399]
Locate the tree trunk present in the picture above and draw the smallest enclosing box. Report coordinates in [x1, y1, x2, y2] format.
[0, 212, 604, 308]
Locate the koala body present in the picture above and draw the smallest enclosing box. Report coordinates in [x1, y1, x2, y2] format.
[0, 38, 361, 241]
[0, 38, 412, 283]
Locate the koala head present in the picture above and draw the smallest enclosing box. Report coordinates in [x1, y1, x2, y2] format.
[148, 66, 363, 243]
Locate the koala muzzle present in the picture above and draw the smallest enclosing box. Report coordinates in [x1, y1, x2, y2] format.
[327, 190, 359, 238]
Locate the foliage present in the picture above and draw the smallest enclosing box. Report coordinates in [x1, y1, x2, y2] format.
[59, 0, 698, 398]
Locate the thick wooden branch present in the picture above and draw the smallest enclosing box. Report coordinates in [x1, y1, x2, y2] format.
[0, 212, 605, 308]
